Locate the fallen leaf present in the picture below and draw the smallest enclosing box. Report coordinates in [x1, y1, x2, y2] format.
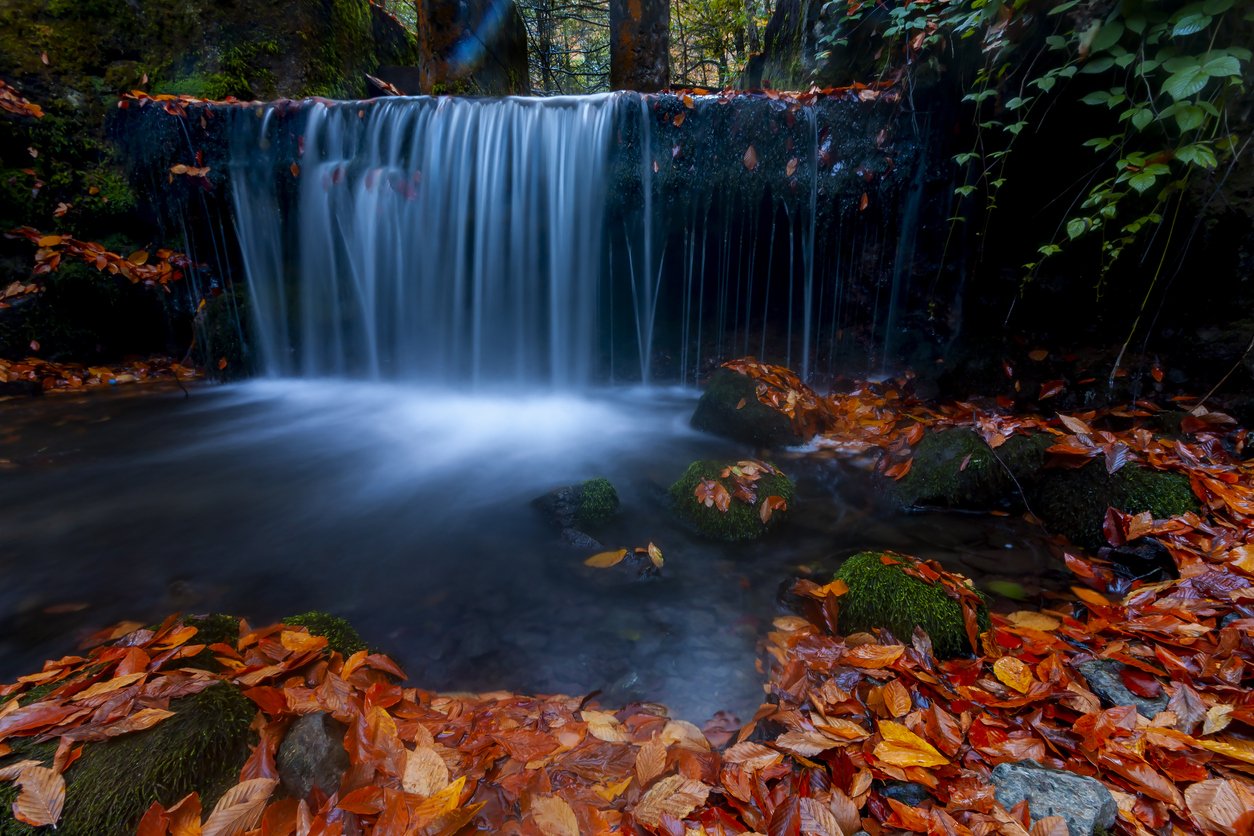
[584, 549, 627, 568]
[993, 657, 1033, 694]
[402, 746, 449, 797]
[11, 766, 64, 827]
[531, 794, 579, 836]
[201, 778, 276, 836]
[873, 721, 949, 768]
[632, 775, 710, 827]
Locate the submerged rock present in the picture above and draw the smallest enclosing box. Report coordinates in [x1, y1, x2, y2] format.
[833, 551, 988, 658]
[1076, 659, 1168, 718]
[534, 478, 621, 550]
[691, 369, 802, 448]
[886, 429, 1051, 510]
[1032, 462, 1198, 551]
[278, 712, 350, 799]
[990, 760, 1117, 836]
[669, 459, 794, 541]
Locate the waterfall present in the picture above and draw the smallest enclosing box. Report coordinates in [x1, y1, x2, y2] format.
[217, 92, 920, 386]
[230, 95, 614, 385]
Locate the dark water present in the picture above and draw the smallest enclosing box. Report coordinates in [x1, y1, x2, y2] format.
[0, 382, 1064, 722]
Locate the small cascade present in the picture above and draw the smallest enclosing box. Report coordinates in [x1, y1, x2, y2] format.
[230, 95, 615, 384]
[209, 91, 921, 386]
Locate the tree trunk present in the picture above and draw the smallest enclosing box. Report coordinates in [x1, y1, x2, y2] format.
[415, 0, 530, 94]
[609, 0, 670, 91]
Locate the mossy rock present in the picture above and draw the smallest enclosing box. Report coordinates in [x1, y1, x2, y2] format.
[691, 368, 803, 448]
[282, 611, 366, 657]
[669, 460, 794, 541]
[1032, 462, 1199, 551]
[0, 683, 253, 836]
[574, 477, 620, 528]
[834, 550, 989, 658]
[887, 429, 1052, 510]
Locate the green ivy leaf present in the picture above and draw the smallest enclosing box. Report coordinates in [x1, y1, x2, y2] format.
[1176, 143, 1218, 167]
[1067, 218, 1088, 239]
[1091, 20, 1124, 52]
[1081, 56, 1116, 74]
[1172, 12, 1213, 36]
[1080, 91, 1112, 105]
[1163, 65, 1210, 99]
[1131, 108, 1155, 130]
[1202, 0, 1234, 13]
[1202, 54, 1241, 77]
[954, 185, 976, 197]
[1128, 171, 1158, 192]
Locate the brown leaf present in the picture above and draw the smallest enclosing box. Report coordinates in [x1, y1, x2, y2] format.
[531, 794, 580, 836]
[722, 741, 781, 771]
[632, 774, 710, 827]
[1030, 816, 1069, 836]
[743, 145, 758, 171]
[799, 797, 845, 836]
[1057, 413, 1093, 435]
[786, 158, 799, 177]
[12, 766, 65, 827]
[828, 788, 862, 836]
[881, 680, 912, 718]
[842, 643, 904, 669]
[635, 735, 668, 787]
[1184, 778, 1254, 836]
[201, 778, 276, 836]
[402, 746, 449, 797]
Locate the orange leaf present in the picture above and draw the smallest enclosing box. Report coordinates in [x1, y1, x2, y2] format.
[632, 775, 710, 827]
[843, 643, 905, 669]
[584, 549, 627, 568]
[882, 680, 912, 717]
[201, 778, 276, 836]
[531, 794, 580, 836]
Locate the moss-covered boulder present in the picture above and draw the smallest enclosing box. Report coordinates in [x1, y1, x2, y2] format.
[0, 683, 253, 836]
[574, 477, 620, 528]
[834, 550, 989, 658]
[691, 369, 803, 448]
[887, 429, 1053, 510]
[669, 459, 794, 541]
[1032, 462, 1199, 551]
[282, 610, 367, 657]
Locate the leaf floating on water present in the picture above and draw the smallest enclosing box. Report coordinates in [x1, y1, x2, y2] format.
[584, 549, 627, 569]
[743, 145, 758, 171]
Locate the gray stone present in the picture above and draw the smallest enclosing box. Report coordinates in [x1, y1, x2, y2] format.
[278, 712, 350, 799]
[1077, 659, 1168, 718]
[561, 527, 604, 550]
[881, 781, 930, 806]
[991, 760, 1117, 836]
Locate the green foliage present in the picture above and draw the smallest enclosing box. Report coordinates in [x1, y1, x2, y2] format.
[575, 477, 620, 527]
[283, 611, 367, 656]
[834, 550, 989, 658]
[817, 0, 1248, 282]
[669, 459, 794, 541]
[1033, 461, 1198, 549]
[0, 684, 253, 836]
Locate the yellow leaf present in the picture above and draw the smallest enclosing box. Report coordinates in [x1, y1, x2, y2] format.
[584, 549, 627, 568]
[582, 709, 629, 743]
[873, 721, 949, 768]
[279, 630, 328, 653]
[648, 542, 664, 568]
[636, 736, 668, 787]
[1193, 736, 1254, 765]
[127, 249, 149, 266]
[1203, 705, 1234, 736]
[993, 656, 1034, 694]
[593, 776, 633, 802]
[531, 794, 579, 836]
[410, 775, 466, 822]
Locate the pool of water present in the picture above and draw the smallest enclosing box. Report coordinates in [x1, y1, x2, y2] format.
[0, 381, 1065, 722]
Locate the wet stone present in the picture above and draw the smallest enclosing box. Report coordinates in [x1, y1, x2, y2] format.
[880, 781, 930, 806]
[1077, 658, 1168, 718]
[991, 760, 1117, 836]
[277, 712, 350, 799]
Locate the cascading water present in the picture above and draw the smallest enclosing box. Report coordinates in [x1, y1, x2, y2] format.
[230, 95, 615, 384]
[212, 91, 922, 386]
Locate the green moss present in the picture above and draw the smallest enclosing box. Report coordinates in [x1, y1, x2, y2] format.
[575, 478, 620, 528]
[889, 429, 1052, 510]
[690, 368, 802, 447]
[1033, 462, 1199, 550]
[283, 611, 367, 656]
[669, 460, 794, 541]
[0, 683, 253, 836]
[834, 551, 989, 658]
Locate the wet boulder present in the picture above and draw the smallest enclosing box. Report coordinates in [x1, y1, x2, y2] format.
[669, 459, 794, 541]
[990, 760, 1117, 836]
[278, 712, 351, 799]
[691, 369, 803, 448]
[1032, 462, 1198, 551]
[885, 429, 1052, 511]
[1076, 659, 1168, 718]
[534, 478, 621, 529]
[833, 550, 988, 658]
